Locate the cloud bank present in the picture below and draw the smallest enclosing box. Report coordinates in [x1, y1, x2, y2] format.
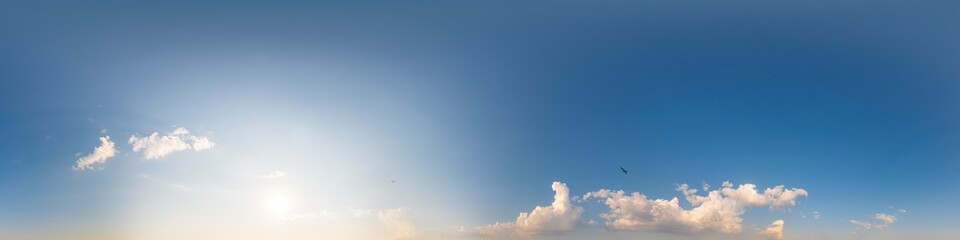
[129, 127, 214, 159]
[466, 181, 806, 239]
[582, 181, 807, 235]
[73, 136, 117, 171]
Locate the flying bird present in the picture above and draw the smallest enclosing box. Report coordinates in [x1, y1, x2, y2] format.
[620, 167, 628, 175]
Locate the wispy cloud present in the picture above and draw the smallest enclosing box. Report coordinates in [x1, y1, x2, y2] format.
[850, 220, 880, 230]
[73, 136, 117, 171]
[259, 171, 287, 179]
[379, 208, 417, 239]
[129, 127, 214, 159]
[874, 213, 896, 224]
[850, 209, 905, 231]
[138, 172, 232, 194]
[278, 210, 339, 222]
[139, 173, 193, 192]
[352, 208, 373, 218]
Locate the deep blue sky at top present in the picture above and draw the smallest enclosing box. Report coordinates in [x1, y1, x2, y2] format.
[1, 0, 960, 235]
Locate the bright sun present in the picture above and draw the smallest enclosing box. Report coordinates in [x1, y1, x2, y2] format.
[264, 193, 290, 215]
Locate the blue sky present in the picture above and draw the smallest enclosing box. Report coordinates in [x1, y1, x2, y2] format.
[2, 1, 959, 239]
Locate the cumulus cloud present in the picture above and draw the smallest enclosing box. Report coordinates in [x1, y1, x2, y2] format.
[582, 181, 807, 235]
[73, 136, 117, 171]
[191, 135, 215, 150]
[516, 182, 584, 233]
[584, 188, 741, 234]
[716, 182, 809, 209]
[850, 209, 904, 231]
[379, 208, 417, 239]
[467, 182, 584, 237]
[129, 127, 214, 159]
[758, 220, 784, 240]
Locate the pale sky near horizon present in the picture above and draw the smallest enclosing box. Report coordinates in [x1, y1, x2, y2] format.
[2, 1, 960, 240]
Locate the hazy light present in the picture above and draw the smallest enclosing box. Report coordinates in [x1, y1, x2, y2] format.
[265, 192, 290, 215]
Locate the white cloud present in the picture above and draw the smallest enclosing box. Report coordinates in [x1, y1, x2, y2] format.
[259, 171, 287, 179]
[171, 127, 189, 135]
[190, 136, 215, 150]
[803, 211, 820, 220]
[758, 220, 784, 240]
[850, 209, 904, 231]
[352, 209, 373, 218]
[468, 182, 584, 237]
[850, 220, 882, 230]
[584, 188, 742, 234]
[379, 208, 417, 239]
[129, 127, 214, 159]
[129, 130, 189, 159]
[874, 213, 896, 224]
[516, 182, 584, 233]
[583, 181, 807, 235]
[717, 182, 809, 209]
[73, 136, 117, 171]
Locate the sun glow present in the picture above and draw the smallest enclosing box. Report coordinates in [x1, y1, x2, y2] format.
[264, 192, 290, 215]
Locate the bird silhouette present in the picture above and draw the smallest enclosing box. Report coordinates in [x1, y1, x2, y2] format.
[620, 167, 628, 175]
[391, 180, 396, 183]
